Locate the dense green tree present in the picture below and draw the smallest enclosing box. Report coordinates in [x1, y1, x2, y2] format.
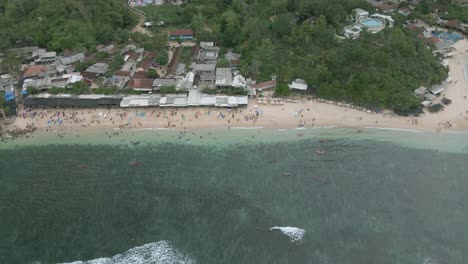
[155, 49, 169, 65]
[0, 0, 137, 52]
[148, 68, 159, 78]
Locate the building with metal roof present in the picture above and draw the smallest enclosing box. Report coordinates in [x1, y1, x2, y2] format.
[60, 53, 85, 65]
[216, 68, 233, 87]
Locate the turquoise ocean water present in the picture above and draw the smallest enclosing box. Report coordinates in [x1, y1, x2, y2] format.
[1, 128, 468, 264]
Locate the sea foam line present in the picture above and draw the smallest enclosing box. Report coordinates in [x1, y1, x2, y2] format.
[364, 127, 423, 133]
[57, 240, 194, 264]
[113, 128, 179, 131]
[277, 126, 336, 131]
[443, 130, 468, 134]
[230, 127, 264, 130]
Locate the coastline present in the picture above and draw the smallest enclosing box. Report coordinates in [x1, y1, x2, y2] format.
[3, 40, 468, 139]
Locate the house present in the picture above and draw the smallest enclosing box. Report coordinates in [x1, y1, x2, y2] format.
[152, 78, 177, 91]
[133, 71, 149, 79]
[83, 63, 109, 78]
[429, 82, 447, 95]
[8, 46, 39, 61]
[289, 78, 308, 91]
[354, 8, 369, 21]
[128, 79, 155, 92]
[169, 29, 194, 41]
[192, 63, 216, 73]
[398, 7, 412, 16]
[99, 44, 118, 54]
[176, 72, 195, 90]
[103, 76, 130, 89]
[60, 53, 85, 65]
[22, 73, 83, 91]
[198, 46, 220, 62]
[23, 65, 56, 79]
[434, 41, 454, 55]
[252, 80, 277, 90]
[446, 20, 461, 30]
[414, 86, 427, 97]
[33, 50, 57, 64]
[0, 74, 18, 92]
[232, 74, 246, 89]
[215, 68, 233, 87]
[198, 72, 216, 88]
[113, 70, 133, 78]
[378, 4, 397, 13]
[344, 25, 362, 39]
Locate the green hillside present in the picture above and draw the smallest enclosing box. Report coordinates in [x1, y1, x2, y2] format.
[0, 0, 137, 51]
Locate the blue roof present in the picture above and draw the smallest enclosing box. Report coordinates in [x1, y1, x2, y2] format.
[5, 91, 15, 101]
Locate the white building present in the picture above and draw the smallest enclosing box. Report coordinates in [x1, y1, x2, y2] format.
[354, 8, 369, 21]
[289, 79, 308, 91]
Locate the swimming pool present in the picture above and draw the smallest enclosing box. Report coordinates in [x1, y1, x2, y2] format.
[360, 18, 384, 28]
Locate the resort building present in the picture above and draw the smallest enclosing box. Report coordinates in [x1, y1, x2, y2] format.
[289, 79, 308, 91]
[342, 9, 394, 39]
[354, 8, 369, 21]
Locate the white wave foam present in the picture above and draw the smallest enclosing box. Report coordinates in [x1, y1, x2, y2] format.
[58, 241, 195, 264]
[423, 257, 439, 264]
[269, 226, 305, 243]
[364, 127, 423, 133]
[230, 127, 264, 130]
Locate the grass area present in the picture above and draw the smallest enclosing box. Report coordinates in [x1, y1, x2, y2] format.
[138, 6, 186, 26]
[180, 47, 193, 71]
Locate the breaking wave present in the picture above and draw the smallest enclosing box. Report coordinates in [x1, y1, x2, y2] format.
[269, 226, 305, 243]
[58, 241, 195, 264]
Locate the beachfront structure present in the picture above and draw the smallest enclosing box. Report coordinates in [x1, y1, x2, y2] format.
[232, 74, 247, 89]
[429, 82, 447, 95]
[354, 8, 369, 21]
[22, 73, 83, 91]
[169, 29, 194, 41]
[120, 92, 248, 108]
[252, 80, 277, 90]
[24, 94, 123, 108]
[289, 79, 308, 91]
[414, 86, 427, 97]
[176, 72, 195, 90]
[24, 91, 249, 109]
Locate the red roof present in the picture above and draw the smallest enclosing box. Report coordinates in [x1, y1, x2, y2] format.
[170, 29, 194, 36]
[407, 24, 423, 32]
[446, 20, 461, 29]
[378, 4, 397, 10]
[114, 70, 132, 77]
[133, 71, 149, 79]
[427, 37, 442, 44]
[128, 79, 153, 89]
[253, 80, 277, 89]
[23, 65, 47, 77]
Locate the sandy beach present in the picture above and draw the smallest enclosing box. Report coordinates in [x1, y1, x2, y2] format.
[5, 40, 468, 136]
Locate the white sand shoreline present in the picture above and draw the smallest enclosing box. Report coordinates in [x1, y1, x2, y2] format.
[4, 40, 468, 137]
